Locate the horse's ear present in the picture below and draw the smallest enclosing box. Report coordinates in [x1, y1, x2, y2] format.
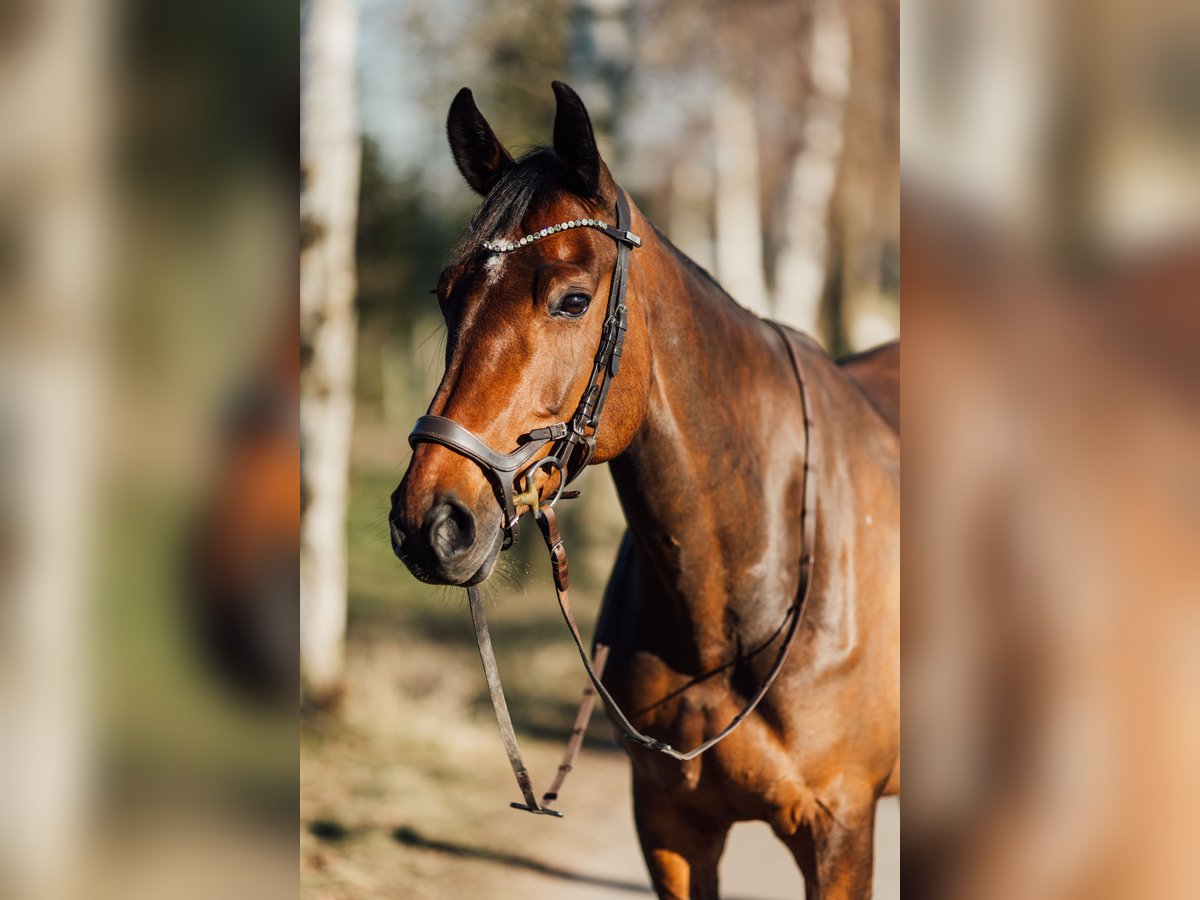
[552, 81, 602, 197]
[446, 88, 514, 196]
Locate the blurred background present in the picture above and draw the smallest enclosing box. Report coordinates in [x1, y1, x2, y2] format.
[1, 0, 296, 898]
[902, 0, 1200, 898]
[300, 0, 899, 897]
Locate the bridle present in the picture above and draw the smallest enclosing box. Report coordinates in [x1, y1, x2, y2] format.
[406, 185, 818, 817]
[409, 187, 641, 550]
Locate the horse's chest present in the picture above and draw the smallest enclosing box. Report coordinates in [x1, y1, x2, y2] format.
[602, 554, 810, 817]
[615, 666, 803, 818]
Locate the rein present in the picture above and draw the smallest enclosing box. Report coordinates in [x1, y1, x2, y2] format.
[409, 187, 818, 816]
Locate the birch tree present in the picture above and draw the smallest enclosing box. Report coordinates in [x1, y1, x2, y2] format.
[835, 0, 900, 350]
[712, 81, 771, 316]
[300, 0, 361, 705]
[771, 0, 851, 339]
[1, 0, 105, 894]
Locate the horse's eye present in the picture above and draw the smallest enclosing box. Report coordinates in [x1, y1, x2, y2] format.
[556, 292, 592, 318]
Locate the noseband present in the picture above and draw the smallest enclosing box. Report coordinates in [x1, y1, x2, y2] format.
[405, 185, 817, 818]
[408, 187, 641, 549]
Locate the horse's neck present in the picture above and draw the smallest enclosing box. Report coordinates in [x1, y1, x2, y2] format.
[607, 232, 803, 670]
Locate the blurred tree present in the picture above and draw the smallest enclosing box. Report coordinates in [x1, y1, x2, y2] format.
[626, 0, 898, 351]
[567, 0, 633, 158]
[399, 0, 569, 160]
[832, 0, 900, 351]
[354, 138, 461, 425]
[713, 79, 771, 316]
[352, 0, 576, 436]
[1, 0, 102, 892]
[771, 0, 850, 337]
[300, 0, 362, 706]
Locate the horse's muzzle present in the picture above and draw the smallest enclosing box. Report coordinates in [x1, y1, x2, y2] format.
[389, 489, 501, 586]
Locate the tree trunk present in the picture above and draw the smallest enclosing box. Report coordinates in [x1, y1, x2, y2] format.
[837, 0, 900, 351]
[567, 0, 632, 151]
[772, 0, 850, 341]
[712, 81, 770, 316]
[668, 147, 716, 274]
[300, 0, 361, 706]
[2, 0, 104, 895]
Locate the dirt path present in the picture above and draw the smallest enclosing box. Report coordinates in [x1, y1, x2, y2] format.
[436, 746, 900, 900]
[303, 675, 900, 900]
[304, 720, 898, 899]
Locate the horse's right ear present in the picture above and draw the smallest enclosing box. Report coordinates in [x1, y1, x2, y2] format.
[446, 88, 514, 196]
[551, 81, 602, 197]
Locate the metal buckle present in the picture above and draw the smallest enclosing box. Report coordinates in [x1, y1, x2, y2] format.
[514, 456, 568, 517]
[570, 409, 591, 436]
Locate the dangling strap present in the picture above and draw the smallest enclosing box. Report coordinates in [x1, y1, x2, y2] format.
[466, 582, 611, 815]
[539, 644, 609, 806]
[466, 585, 563, 816]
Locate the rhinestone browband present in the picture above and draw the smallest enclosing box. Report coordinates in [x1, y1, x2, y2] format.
[482, 218, 641, 254]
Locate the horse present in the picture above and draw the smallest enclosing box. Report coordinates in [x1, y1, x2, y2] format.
[190, 304, 300, 705]
[389, 81, 899, 899]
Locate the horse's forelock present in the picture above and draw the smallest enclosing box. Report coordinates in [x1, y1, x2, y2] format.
[448, 147, 567, 271]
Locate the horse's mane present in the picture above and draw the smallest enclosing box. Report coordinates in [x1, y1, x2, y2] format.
[448, 147, 565, 270]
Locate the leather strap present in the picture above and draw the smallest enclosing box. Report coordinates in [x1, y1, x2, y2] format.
[540, 643, 609, 805]
[557, 188, 633, 478]
[534, 397, 814, 761]
[409, 416, 565, 475]
[522, 323, 817, 765]
[769, 321, 820, 613]
[467, 585, 563, 817]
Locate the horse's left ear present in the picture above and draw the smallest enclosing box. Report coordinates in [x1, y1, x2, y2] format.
[552, 81, 602, 197]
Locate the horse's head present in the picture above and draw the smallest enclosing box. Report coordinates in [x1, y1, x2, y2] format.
[389, 82, 652, 585]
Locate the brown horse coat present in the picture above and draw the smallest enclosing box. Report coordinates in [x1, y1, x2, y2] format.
[391, 83, 898, 899]
[592, 262, 899, 900]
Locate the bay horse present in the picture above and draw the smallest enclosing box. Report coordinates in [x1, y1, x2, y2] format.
[389, 82, 899, 899]
[191, 304, 300, 705]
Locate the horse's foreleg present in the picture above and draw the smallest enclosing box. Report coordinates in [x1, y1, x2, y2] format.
[798, 786, 878, 900]
[633, 777, 729, 900]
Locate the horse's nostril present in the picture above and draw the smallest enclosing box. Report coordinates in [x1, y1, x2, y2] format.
[425, 498, 476, 562]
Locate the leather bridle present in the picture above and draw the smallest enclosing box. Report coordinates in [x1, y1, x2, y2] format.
[406, 185, 817, 817]
[409, 187, 641, 550]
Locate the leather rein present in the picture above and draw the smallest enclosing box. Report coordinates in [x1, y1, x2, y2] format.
[408, 186, 818, 817]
